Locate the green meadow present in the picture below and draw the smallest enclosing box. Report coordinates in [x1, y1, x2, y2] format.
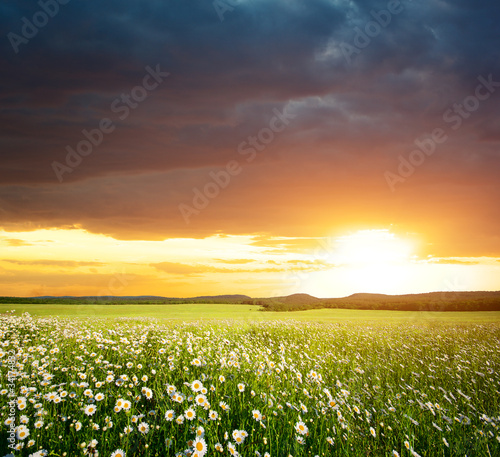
[1, 303, 500, 323]
[1, 306, 499, 456]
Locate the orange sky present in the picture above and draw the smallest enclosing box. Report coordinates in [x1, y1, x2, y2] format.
[1, 1, 500, 297]
[1, 227, 498, 298]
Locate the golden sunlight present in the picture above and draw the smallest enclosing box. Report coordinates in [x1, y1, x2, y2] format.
[329, 229, 417, 294]
[2, 228, 499, 298]
[300, 229, 422, 297]
[334, 230, 415, 266]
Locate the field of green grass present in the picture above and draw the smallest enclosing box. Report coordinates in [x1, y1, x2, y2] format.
[1, 306, 499, 456]
[1, 303, 500, 323]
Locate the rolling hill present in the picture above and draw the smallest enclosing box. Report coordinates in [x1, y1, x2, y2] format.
[1, 291, 499, 311]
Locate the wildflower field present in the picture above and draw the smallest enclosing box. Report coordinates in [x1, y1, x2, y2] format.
[1, 312, 499, 457]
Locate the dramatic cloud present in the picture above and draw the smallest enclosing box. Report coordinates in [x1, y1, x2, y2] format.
[1, 0, 499, 296]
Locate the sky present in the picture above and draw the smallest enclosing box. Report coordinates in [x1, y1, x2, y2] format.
[0, 0, 499, 298]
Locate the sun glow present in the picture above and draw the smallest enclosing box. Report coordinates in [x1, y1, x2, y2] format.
[331, 230, 416, 294]
[301, 229, 421, 297]
[2, 227, 499, 298]
[334, 230, 415, 266]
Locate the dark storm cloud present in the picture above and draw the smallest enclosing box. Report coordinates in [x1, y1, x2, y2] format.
[0, 0, 496, 181]
[0, 0, 348, 182]
[1, 0, 499, 255]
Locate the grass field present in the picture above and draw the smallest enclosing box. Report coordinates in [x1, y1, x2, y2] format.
[1, 307, 499, 456]
[1, 303, 500, 323]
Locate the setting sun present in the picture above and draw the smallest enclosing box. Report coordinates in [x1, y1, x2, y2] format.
[328, 230, 417, 295]
[333, 230, 415, 266]
[1, 226, 500, 298]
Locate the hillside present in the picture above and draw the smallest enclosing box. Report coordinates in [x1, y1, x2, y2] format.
[0, 294, 252, 305]
[260, 291, 500, 312]
[1, 291, 499, 312]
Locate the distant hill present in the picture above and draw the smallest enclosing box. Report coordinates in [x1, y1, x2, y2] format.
[33, 295, 173, 300]
[192, 295, 251, 301]
[0, 294, 252, 305]
[1, 291, 499, 311]
[32, 294, 251, 301]
[266, 293, 321, 305]
[343, 291, 500, 302]
[259, 291, 500, 312]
